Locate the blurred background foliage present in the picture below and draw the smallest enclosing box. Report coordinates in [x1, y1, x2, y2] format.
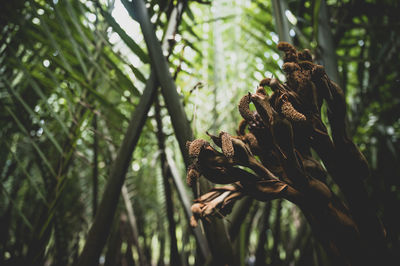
[0, 0, 399, 265]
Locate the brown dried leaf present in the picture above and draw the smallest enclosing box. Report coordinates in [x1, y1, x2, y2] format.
[186, 167, 200, 187]
[244, 179, 289, 202]
[237, 119, 247, 136]
[250, 93, 275, 126]
[190, 215, 199, 227]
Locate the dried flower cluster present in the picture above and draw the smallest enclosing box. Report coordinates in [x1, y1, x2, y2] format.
[186, 42, 349, 230]
[184, 40, 388, 266]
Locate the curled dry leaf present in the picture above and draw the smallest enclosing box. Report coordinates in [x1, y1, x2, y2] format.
[206, 131, 222, 147]
[244, 132, 261, 155]
[268, 78, 287, 93]
[250, 92, 275, 126]
[190, 185, 243, 227]
[190, 215, 198, 227]
[237, 119, 247, 136]
[244, 179, 289, 202]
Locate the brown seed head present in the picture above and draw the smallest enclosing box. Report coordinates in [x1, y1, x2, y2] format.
[220, 131, 234, 158]
[282, 62, 300, 73]
[277, 42, 298, 62]
[281, 101, 306, 122]
[298, 49, 312, 61]
[238, 94, 254, 122]
[188, 139, 209, 158]
[259, 78, 271, 87]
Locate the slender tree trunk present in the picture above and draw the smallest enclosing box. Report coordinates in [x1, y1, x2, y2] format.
[92, 114, 98, 218]
[165, 151, 210, 261]
[317, 0, 340, 84]
[157, 223, 165, 266]
[124, 240, 135, 266]
[132, 1, 235, 263]
[154, 96, 181, 266]
[76, 76, 157, 266]
[271, 200, 282, 266]
[104, 218, 123, 266]
[255, 202, 271, 266]
[121, 186, 148, 266]
[271, 0, 292, 42]
[229, 196, 254, 240]
[284, 216, 307, 265]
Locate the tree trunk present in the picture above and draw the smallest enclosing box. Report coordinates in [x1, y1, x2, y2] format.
[255, 202, 271, 266]
[92, 114, 98, 218]
[132, 1, 235, 263]
[75, 75, 157, 266]
[155, 96, 182, 266]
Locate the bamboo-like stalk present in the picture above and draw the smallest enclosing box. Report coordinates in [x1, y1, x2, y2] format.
[317, 0, 340, 84]
[165, 150, 211, 260]
[271, 0, 291, 42]
[131, 0, 235, 264]
[76, 75, 157, 266]
[121, 186, 148, 266]
[76, 2, 188, 264]
[154, 97, 182, 266]
[92, 114, 98, 218]
[254, 202, 271, 266]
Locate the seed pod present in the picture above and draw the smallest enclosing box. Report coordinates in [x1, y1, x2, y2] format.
[281, 100, 306, 122]
[259, 78, 271, 87]
[277, 42, 298, 62]
[282, 62, 300, 73]
[277, 42, 296, 52]
[220, 132, 234, 159]
[238, 94, 254, 122]
[298, 49, 312, 61]
[298, 61, 314, 71]
[188, 139, 208, 158]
